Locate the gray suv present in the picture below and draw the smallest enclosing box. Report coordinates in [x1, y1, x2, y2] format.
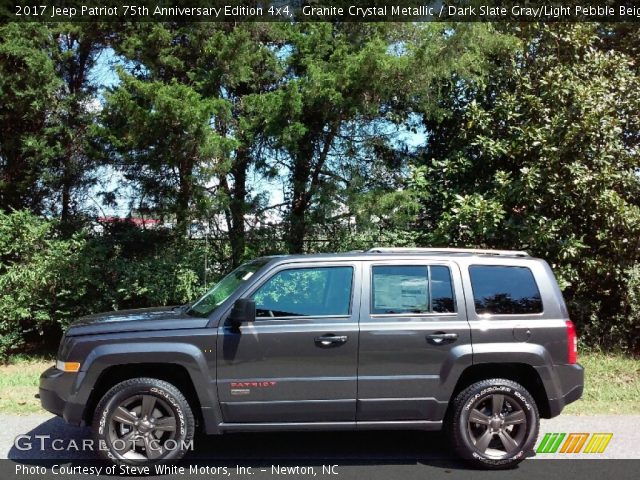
[40, 248, 583, 469]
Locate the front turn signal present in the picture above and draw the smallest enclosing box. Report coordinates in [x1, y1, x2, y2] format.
[56, 360, 81, 372]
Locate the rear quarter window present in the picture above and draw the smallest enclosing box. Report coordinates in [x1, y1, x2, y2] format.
[469, 265, 542, 315]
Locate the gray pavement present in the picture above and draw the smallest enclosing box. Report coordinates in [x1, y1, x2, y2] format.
[1, 413, 638, 462]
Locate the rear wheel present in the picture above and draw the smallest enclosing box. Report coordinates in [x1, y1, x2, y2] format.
[448, 378, 539, 469]
[92, 377, 194, 465]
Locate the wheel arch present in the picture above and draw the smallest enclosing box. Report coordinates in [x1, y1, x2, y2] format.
[72, 342, 221, 433]
[84, 362, 204, 429]
[448, 363, 551, 419]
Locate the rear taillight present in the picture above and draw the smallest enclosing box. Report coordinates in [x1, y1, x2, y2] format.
[566, 320, 578, 364]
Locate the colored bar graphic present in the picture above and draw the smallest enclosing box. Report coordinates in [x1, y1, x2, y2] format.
[536, 433, 552, 453]
[560, 433, 589, 453]
[537, 433, 566, 453]
[537, 433, 613, 454]
[549, 433, 566, 453]
[583, 433, 613, 454]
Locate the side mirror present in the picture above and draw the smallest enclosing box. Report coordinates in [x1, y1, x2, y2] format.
[229, 298, 256, 327]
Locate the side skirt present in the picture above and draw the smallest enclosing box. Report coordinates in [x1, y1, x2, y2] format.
[218, 420, 443, 433]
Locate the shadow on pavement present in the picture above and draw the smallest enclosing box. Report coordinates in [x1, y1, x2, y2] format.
[6, 415, 472, 470]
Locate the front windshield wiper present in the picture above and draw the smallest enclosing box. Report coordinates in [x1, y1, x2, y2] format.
[173, 302, 193, 313]
[184, 304, 211, 318]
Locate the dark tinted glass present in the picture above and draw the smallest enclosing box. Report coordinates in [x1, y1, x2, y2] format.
[431, 266, 455, 313]
[469, 266, 542, 315]
[252, 266, 352, 318]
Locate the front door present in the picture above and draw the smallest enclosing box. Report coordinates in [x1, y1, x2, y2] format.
[217, 262, 360, 423]
[357, 261, 472, 421]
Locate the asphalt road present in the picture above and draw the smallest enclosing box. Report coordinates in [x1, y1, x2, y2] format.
[1, 414, 639, 479]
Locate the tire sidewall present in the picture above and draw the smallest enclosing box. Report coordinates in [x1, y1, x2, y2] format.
[94, 379, 192, 464]
[456, 381, 538, 468]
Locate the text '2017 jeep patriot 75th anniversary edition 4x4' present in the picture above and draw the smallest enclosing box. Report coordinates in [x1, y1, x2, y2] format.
[40, 248, 584, 469]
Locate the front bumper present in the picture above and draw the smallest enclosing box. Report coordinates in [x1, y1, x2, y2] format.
[39, 366, 86, 426]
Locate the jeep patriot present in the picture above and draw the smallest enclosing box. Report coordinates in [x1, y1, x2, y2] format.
[40, 247, 584, 468]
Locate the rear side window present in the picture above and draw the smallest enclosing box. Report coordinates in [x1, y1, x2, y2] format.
[371, 265, 455, 314]
[469, 266, 542, 315]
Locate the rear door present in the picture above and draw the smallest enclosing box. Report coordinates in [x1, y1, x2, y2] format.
[357, 260, 472, 421]
[216, 261, 361, 423]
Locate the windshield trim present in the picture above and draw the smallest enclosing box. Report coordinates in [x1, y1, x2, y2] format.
[185, 259, 270, 318]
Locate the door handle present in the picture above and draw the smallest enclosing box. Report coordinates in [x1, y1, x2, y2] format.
[426, 332, 458, 345]
[314, 334, 348, 347]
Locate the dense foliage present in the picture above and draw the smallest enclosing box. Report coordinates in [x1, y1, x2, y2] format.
[0, 210, 218, 356]
[1, 22, 639, 357]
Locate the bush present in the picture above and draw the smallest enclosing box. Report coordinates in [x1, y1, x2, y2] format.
[76, 223, 213, 315]
[0, 211, 224, 360]
[0, 210, 85, 358]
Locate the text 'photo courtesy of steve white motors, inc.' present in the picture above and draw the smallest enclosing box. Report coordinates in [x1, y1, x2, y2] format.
[14, 463, 340, 477]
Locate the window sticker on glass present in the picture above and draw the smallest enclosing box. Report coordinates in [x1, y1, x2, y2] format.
[371, 265, 456, 315]
[372, 266, 429, 314]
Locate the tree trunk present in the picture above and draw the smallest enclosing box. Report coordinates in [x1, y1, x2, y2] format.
[61, 179, 71, 222]
[287, 141, 313, 254]
[286, 124, 339, 254]
[1, 155, 25, 212]
[229, 149, 249, 267]
[60, 139, 73, 223]
[176, 161, 192, 236]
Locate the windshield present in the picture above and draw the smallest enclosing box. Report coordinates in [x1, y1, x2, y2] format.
[186, 259, 269, 317]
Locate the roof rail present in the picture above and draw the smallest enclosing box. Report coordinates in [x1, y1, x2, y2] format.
[366, 247, 530, 257]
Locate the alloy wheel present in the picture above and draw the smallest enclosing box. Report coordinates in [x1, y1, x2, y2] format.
[466, 393, 527, 459]
[108, 394, 177, 460]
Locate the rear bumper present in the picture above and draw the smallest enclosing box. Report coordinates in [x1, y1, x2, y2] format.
[39, 366, 85, 426]
[545, 363, 584, 417]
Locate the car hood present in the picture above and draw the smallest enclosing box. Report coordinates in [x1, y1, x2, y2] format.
[66, 306, 209, 336]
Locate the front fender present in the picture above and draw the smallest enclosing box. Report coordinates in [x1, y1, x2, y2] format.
[66, 342, 221, 434]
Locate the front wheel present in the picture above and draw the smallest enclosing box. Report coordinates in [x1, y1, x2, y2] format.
[448, 378, 539, 469]
[92, 377, 194, 465]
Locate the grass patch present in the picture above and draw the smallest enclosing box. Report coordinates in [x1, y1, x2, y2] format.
[0, 352, 638, 415]
[0, 355, 54, 414]
[564, 351, 640, 415]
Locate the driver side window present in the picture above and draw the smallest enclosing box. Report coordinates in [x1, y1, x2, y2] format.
[251, 266, 353, 318]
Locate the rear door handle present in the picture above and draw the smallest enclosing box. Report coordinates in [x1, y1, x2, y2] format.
[315, 334, 348, 347]
[426, 332, 458, 345]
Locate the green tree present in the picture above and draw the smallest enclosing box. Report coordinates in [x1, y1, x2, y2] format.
[104, 23, 283, 263]
[0, 23, 109, 222]
[97, 73, 223, 234]
[49, 24, 110, 223]
[0, 24, 61, 212]
[412, 24, 640, 349]
[270, 23, 515, 253]
[257, 23, 411, 253]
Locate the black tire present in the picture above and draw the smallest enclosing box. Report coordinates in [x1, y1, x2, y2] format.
[448, 378, 539, 469]
[92, 377, 195, 465]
